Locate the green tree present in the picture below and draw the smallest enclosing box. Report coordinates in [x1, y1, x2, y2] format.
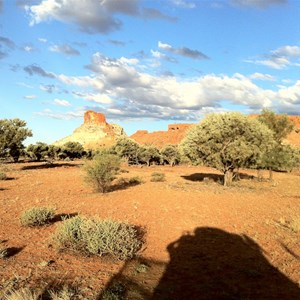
[258, 109, 294, 143]
[113, 137, 140, 165]
[0, 118, 32, 162]
[180, 112, 274, 186]
[161, 144, 181, 166]
[84, 153, 121, 193]
[258, 109, 295, 179]
[138, 145, 161, 166]
[61, 141, 85, 159]
[26, 142, 49, 161]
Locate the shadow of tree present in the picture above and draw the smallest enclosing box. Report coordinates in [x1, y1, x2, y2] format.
[21, 162, 81, 171]
[5, 246, 25, 258]
[182, 172, 254, 184]
[100, 227, 300, 300]
[110, 180, 143, 192]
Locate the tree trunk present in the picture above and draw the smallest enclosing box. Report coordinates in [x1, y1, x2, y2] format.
[257, 169, 263, 182]
[269, 168, 273, 181]
[224, 169, 233, 186]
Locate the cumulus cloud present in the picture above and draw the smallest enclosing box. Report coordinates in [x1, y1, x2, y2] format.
[56, 53, 281, 120]
[35, 108, 83, 120]
[25, 0, 139, 34]
[231, 0, 287, 9]
[49, 44, 80, 56]
[23, 44, 35, 52]
[247, 45, 300, 69]
[53, 98, 72, 107]
[158, 41, 209, 60]
[38, 37, 47, 43]
[40, 84, 56, 93]
[24, 64, 55, 78]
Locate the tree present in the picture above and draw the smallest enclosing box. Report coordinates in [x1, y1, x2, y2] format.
[161, 145, 181, 166]
[113, 137, 140, 165]
[0, 118, 32, 162]
[138, 145, 161, 166]
[258, 109, 294, 143]
[61, 141, 85, 159]
[84, 153, 121, 193]
[180, 112, 274, 186]
[258, 109, 295, 179]
[26, 142, 49, 161]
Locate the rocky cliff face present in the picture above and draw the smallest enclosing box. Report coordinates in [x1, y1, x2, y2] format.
[54, 110, 126, 149]
[130, 123, 194, 148]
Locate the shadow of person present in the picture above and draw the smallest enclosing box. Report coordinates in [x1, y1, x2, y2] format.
[152, 227, 300, 300]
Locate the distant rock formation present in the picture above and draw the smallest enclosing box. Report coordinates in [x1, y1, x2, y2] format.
[130, 123, 194, 148]
[54, 110, 126, 149]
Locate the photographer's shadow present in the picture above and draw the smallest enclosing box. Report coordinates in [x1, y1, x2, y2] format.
[152, 227, 300, 300]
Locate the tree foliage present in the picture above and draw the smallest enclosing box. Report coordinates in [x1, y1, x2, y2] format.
[113, 137, 140, 165]
[258, 109, 294, 143]
[26, 142, 49, 161]
[138, 145, 161, 166]
[161, 145, 181, 166]
[60, 141, 85, 159]
[0, 118, 32, 162]
[180, 112, 274, 186]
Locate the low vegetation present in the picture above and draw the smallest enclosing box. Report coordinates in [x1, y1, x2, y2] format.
[84, 154, 121, 193]
[20, 207, 55, 227]
[150, 172, 166, 182]
[53, 216, 143, 260]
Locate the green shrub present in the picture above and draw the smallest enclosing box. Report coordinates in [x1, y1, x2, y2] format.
[53, 216, 142, 260]
[49, 285, 75, 300]
[101, 282, 126, 300]
[0, 171, 7, 180]
[84, 154, 121, 193]
[150, 172, 165, 182]
[20, 207, 55, 227]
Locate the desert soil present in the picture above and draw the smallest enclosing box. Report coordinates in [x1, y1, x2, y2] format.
[0, 161, 300, 299]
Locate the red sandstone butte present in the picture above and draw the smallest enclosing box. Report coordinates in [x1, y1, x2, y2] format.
[84, 110, 107, 125]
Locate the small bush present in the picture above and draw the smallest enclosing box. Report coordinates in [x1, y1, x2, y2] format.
[53, 216, 143, 260]
[49, 285, 75, 300]
[150, 172, 165, 182]
[0, 170, 7, 180]
[290, 217, 300, 232]
[0, 247, 8, 259]
[20, 207, 55, 227]
[101, 282, 126, 300]
[84, 154, 121, 193]
[4, 288, 39, 300]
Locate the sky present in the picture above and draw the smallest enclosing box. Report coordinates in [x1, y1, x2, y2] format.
[1, 0, 300, 145]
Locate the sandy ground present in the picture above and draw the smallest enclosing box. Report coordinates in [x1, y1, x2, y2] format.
[0, 161, 300, 299]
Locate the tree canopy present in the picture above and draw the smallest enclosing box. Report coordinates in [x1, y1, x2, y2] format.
[180, 112, 274, 186]
[0, 118, 32, 161]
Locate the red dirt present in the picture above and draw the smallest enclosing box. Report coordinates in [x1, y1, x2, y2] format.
[1, 162, 300, 298]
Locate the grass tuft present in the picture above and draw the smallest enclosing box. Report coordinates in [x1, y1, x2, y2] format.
[20, 207, 55, 227]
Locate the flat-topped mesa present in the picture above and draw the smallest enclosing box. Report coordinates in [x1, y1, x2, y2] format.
[84, 110, 107, 126]
[54, 110, 126, 149]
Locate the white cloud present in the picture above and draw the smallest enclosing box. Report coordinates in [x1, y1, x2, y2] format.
[231, 0, 287, 9]
[171, 0, 196, 9]
[247, 44, 300, 69]
[53, 98, 72, 107]
[49, 44, 80, 56]
[25, 0, 139, 34]
[57, 53, 279, 118]
[23, 95, 37, 100]
[249, 72, 276, 81]
[23, 45, 35, 52]
[158, 41, 209, 60]
[72, 91, 112, 104]
[38, 37, 47, 43]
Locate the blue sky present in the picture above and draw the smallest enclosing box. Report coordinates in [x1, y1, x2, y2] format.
[1, 0, 300, 145]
